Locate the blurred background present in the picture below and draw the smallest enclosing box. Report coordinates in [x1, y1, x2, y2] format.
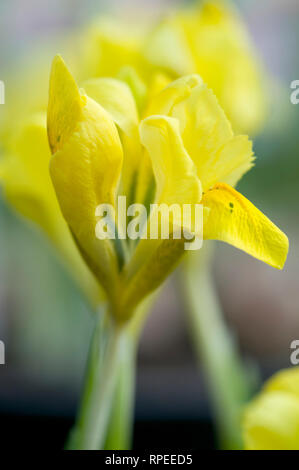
[0, 0, 298, 450]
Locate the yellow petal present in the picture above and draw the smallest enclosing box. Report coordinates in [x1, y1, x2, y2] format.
[145, 72, 172, 108]
[147, 77, 254, 191]
[139, 115, 202, 209]
[145, 74, 203, 118]
[48, 55, 123, 294]
[81, 77, 138, 136]
[136, 76, 202, 208]
[264, 367, 299, 401]
[202, 183, 288, 269]
[142, 15, 195, 77]
[47, 55, 84, 155]
[80, 18, 143, 81]
[0, 112, 102, 306]
[170, 83, 254, 190]
[120, 237, 186, 320]
[121, 116, 202, 317]
[243, 391, 299, 450]
[81, 77, 141, 200]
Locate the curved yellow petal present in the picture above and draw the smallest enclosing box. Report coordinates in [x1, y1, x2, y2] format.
[120, 237, 186, 321]
[142, 14, 195, 77]
[243, 391, 299, 450]
[81, 77, 141, 200]
[146, 77, 254, 191]
[139, 115, 202, 209]
[48, 55, 83, 155]
[243, 368, 299, 450]
[202, 183, 288, 269]
[136, 75, 202, 207]
[264, 367, 299, 401]
[145, 74, 203, 118]
[81, 77, 138, 136]
[48, 55, 123, 294]
[121, 116, 202, 317]
[0, 112, 103, 306]
[79, 18, 144, 81]
[145, 72, 172, 109]
[170, 83, 255, 190]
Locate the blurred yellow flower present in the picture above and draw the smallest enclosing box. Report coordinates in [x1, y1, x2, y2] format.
[142, 0, 266, 135]
[47, 56, 287, 322]
[78, 17, 145, 83]
[243, 368, 299, 450]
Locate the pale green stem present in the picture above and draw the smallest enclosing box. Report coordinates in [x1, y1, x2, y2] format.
[104, 335, 136, 450]
[182, 247, 252, 450]
[69, 312, 124, 450]
[67, 294, 155, 451]
[104, 293, 156, 450]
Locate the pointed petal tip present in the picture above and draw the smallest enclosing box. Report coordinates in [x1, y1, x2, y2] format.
[49, 55, 71, 87]
[51, 53, 64, 67]
[47, 54, 82, 154]
[275, 233, 289, 270]
[203, 183, 289, 271]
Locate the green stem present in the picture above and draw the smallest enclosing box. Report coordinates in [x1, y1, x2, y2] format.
[104, 294, 156, 450]
[69, 313, 124, 450]
[104, 335, 136, 450]
[182, 247, 252, 450]
[66, 294, 156, 450]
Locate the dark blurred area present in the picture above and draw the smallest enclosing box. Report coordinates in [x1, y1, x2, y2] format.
[0, 0, 299, 450]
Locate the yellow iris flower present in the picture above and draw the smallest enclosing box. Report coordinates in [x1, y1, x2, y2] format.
[0, 0, 269, 310]
[243, 367, 299, 450]
[46, 55, 288, 322]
